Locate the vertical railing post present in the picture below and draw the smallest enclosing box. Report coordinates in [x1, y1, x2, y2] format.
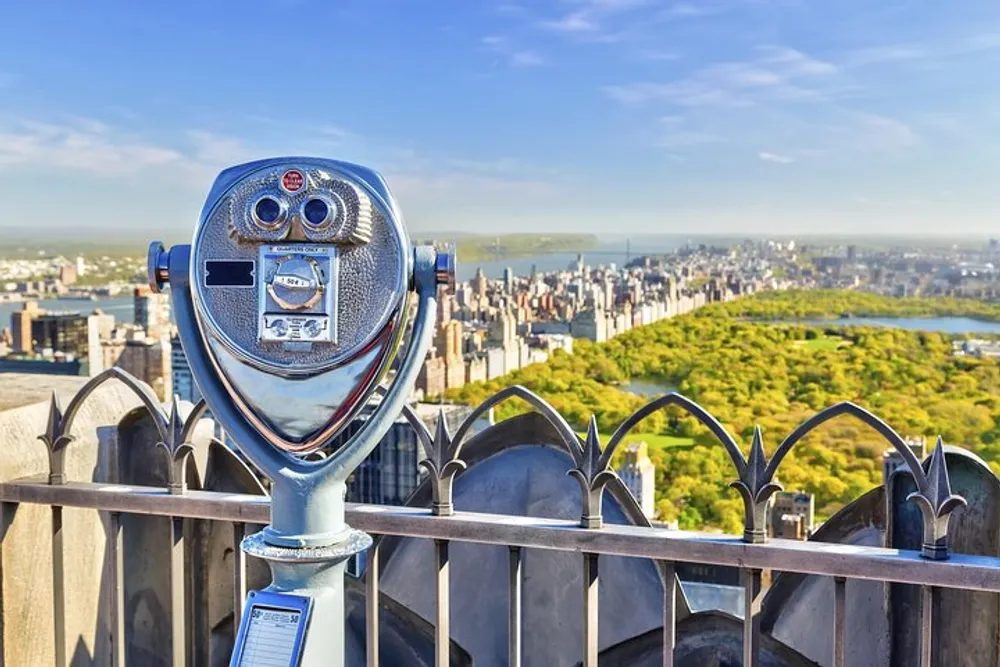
[109, 512, 126, 667]
[742, 568, 761, 667]
[367, 540, 380, 667]
[52, 505, 66, 667]
[583, 552, 599, 667]
[662, 561, 676, 667]
[435, 539, 450, 667]
[232, 522, 247, 641]
[170, 516, 186, 667]
[920, 585, 936, 667]
[0, 502, 15, 665]
[508, 546, 522, 667]
[833, 577, 846, 667]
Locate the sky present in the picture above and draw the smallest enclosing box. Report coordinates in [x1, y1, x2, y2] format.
[0, 0, 999, 237]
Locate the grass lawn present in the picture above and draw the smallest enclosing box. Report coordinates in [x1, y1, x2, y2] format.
[578, 430, 696, 463]
[577, 430, 694, 447]
[617, 432, 696, 448]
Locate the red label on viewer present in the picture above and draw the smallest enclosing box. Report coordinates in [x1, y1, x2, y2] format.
[281, 170, 304, 192]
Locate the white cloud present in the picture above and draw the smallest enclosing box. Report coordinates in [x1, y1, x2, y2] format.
[481, 35, 547, 67]
[659, 130, 723, 148]
[0, 118, 184, 176]
[635, 49, 681, 61]
[841, 45, 926, 68]
[839, 31, 1000, 70]
[387, 171, 557, 199]
[758, 151, 795, 164]
[0, 117, 277, 188]
[854, 113, 920, 152]
[604, 45, 840, 107]
[511, 50, 546, 67]
[443, 156, 525, 173]
[657, 115, 723, 148]
[537, 0, 650, 37]
[603, 80, 750, 107]
[757, 46, 838, 76]
[495, 3, 526, 15]
[918, 113, 967, 137]
[185, 130, 256, 166]
[663, 2, 722, 18]
[311, 125, 353, 142]
[539, 11, 599, 33]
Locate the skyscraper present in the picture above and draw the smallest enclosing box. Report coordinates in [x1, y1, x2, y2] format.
[31, 312, 89, 359]
[171, 334, 202, 403]
[472, 268, 488, 300]
[134, 286, 171, 338]
[11, 301, 42, 353]
[619, 442, 656, 518]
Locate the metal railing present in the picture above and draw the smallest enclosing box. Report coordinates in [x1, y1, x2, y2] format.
[2, 368, 999, 667]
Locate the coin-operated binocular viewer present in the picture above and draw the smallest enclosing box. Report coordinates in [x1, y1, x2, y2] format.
[149, 158, 454, 667]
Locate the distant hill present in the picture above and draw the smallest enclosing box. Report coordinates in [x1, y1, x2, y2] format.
[0, 229, 599, 262]
[446, 233, 599, 263]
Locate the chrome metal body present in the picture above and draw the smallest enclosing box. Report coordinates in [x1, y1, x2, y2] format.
[188, 158, 412, 450]
[145, 157, 450, 667]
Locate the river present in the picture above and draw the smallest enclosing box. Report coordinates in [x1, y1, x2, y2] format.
[456, 237, 684, 281]
[622, 378, 677, 397]
[0, 296, 134, 328]
[794, 317, 1000, 335]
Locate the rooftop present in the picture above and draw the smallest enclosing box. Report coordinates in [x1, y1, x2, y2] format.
[0, 372, 87, 411]
[0, 372, 998, 666]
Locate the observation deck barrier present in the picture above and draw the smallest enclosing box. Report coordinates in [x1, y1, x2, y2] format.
[1, 369, 998, 667]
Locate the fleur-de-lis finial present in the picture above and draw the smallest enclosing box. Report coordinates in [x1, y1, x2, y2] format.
[38, 392, 73, 485]
[907, 437, 967, 560]
[417, 408, 467, 516]
[568, 416, 618, 529]
[729, 426, 783, 543]
[157, 396, 195, 495]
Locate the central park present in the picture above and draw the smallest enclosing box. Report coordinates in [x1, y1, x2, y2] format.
[447, 290, 1000, 533]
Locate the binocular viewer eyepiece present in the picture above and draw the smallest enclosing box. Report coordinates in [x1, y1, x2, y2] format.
[150, 157, 453, 456]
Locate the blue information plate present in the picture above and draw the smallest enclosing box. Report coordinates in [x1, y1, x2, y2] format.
[230, 591, 313, 667]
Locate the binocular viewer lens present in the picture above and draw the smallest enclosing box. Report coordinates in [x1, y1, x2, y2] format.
[303, 197, 333, 228]
[254, 196, 284, 227]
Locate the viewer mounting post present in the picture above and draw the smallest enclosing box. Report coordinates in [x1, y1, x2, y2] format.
[148, 157, 454, 667]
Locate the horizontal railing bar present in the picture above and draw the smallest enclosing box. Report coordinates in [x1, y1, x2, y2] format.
[0, 477, 270, 521]
[5, 477, 1000, 594]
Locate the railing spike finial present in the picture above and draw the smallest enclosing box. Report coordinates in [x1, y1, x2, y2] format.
[38, 391, 73, 485]
[418, 407, 467, 516]
[568, 416, 618, 529]
[907, 436, 967, 560]
[730, 425, 783, 544]
[157, 395, 196, 495]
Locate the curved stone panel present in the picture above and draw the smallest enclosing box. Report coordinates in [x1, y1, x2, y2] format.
[761, 486, 889, 667]
[373, 412, 684, 667]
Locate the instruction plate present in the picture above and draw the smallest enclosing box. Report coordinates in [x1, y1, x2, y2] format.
[230, 591, 312, 667]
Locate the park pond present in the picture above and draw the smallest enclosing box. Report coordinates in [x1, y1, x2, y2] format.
[779, 316, 1000, 335]
[622, 377, 676, 397]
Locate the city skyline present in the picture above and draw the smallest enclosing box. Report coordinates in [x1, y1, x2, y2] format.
[1, 0, 999, 235]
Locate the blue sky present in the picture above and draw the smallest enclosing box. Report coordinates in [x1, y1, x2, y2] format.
[0, 0, 999, 236]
